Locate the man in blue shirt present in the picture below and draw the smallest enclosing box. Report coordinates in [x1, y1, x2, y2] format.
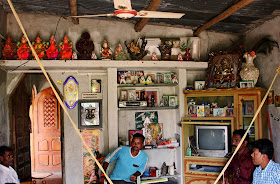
[251, 138, 280, 184]
[100, 133, 148, 184]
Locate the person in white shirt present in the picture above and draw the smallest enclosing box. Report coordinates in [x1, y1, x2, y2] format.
[0, 146, 19, 184]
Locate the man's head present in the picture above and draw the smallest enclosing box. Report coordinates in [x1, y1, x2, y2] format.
[131, 133, 145, 151]
[0, 146, 14, 167]
[231, 129, 249, 152]
[251, 139, 274, 168]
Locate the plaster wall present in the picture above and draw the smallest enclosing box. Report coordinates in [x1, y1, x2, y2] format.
[3, 12, 241, 184]
[244, 16, 280, 162]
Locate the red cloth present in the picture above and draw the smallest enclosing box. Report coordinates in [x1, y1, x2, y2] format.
[224, 147, 255, 184]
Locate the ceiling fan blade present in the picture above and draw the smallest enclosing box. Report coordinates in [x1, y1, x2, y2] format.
[135, 11, 185, 19]
[114, 0, 132, 10]
[72, 14, 114, 18]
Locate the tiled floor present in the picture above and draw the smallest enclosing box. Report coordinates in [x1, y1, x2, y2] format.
[32, 172, 62, 184]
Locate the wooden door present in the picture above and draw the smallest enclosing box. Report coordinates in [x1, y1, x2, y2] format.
[33, 88, 61, 172]
[11, 80, 31, 181]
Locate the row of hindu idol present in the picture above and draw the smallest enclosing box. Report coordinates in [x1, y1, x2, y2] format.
[1, 34, 74, 60]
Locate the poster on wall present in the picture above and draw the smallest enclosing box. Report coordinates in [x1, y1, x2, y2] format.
[82, 129, 100, 184]
[135, 111, 158, 130]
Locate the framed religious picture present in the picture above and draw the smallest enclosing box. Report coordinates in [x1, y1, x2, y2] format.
[169, 96, 178, 107]
[64, 76, 79, 109]
[268, 89, 274, 105]
[157, 73, 164, 83]
[239, 80, 254, 88]
[78, 99, 102, 129]
[204, 51, 242, 89]
[162, 96, 169, 106]
[164, 73, 172, 83]
[128, 89, 136, 101]
[91, 79, 101, 93]
[244, 101, 254, 115]
[275, 95, 280, 107]
[120, 90, 128, 101]
[226, 108, 234, 117]
[194, 81, 205, 90]
[128, 130, 143, 146]
[213, 108, 226, 117]
[244, 125, 255, 136]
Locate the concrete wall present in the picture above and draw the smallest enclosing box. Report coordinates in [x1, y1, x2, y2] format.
[2, 12, 242, 184]
[244, 16, 280, 162]
[0, 69, 8, 145]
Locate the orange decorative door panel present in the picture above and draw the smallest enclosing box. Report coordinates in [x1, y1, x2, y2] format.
[33, 88, 61, 172]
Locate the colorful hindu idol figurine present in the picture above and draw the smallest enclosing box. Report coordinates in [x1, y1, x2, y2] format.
[100, 39, 112, 59]
[17, 35, 30, 60]
[46, 35, 58, 59]
[32, 35, 46, 59]
[2, 35, 16, 59]
[59, 35, 73, 60]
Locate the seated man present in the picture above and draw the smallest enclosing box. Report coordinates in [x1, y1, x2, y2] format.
[251, 139, 280, 184]
[0, 146, 20, 184]
[224, 129, 255, 184]
[99, 133, 148, 184]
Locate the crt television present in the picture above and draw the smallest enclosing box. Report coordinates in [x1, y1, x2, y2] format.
[196, 125, 229, 157]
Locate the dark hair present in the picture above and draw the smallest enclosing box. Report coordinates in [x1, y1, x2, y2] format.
[132, 133, 145, 143]
[252, 139, 274, 159]
[233, 129, 249, 142]
[0, 146, 13, 156]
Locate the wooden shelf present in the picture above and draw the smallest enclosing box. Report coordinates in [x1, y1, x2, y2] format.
[118, 106, 179, 111]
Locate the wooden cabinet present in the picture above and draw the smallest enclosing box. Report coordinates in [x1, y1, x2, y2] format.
[182, 88, 268, 184]
[183, 88, 267, 141]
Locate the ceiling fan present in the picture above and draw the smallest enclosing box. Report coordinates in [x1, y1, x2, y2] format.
[72, 0, 185, 19]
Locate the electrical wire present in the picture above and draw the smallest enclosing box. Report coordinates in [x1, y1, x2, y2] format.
[12, 60, 30, 71]
[54, 8, 70, 37]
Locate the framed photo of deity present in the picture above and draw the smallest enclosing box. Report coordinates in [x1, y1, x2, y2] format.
[204, 51, 242, 89]
[78, 99, 102, 129]
[91, 79, 101, 93]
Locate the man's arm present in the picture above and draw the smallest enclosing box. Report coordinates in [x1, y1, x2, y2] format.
[99, 162, 109, 183]
[130, 171, 141, 182]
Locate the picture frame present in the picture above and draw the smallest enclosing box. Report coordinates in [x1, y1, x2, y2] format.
[226, 108, 234, 117]
[244, 101, 254, 115]
[244, 125, 255, 136]
[268, 89, 274, 105]
[156, 73, 164, 83]
[275, 95, 280, 107]
[169, 96, 178, 107]
[78, 99, 102, 129]
[91, 79, 101, 93]
[213, 108, 226, 117]
[194, 81, 205, 90]
[196, 105, 205, 117]
[187, 104, 196, 116]
[136, 90, 141, 101]
[128, 89, 136, 101]
[129, 130, 143, 146]
[162, 96, 169, 106]
[120, 90, 128, 101]
[146, 90, 158, 107]
[164, 73, 172, 83]
[239, 80, 254, 88]
[204, 105, 210, 117]
[204, 51, 242, 89]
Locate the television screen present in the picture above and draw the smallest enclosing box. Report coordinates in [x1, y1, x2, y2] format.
[198, 129, 225, 150]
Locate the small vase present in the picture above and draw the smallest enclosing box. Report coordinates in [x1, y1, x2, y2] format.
[240, 53, 259, 86]
[184, 48, 192, 61]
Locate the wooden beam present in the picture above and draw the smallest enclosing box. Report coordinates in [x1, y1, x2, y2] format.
[134, 0, 162, 32]
[70, 0, 79, 24]
[194, 0, 255, 36]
